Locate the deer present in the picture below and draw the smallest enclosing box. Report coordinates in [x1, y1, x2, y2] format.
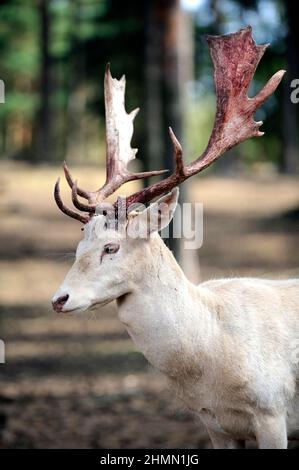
[51, 27, 299, 449]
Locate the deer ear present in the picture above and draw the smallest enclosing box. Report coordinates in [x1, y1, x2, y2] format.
[127, 187, 179, 238]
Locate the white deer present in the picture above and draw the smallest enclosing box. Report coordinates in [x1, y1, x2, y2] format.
[52, 27, 299, 449]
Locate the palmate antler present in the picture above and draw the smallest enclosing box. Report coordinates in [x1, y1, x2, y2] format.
[54, 26, 285, 223]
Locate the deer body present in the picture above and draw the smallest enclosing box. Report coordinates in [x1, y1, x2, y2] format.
[51, 28, 298, 448]
[117, 234, 299, 448]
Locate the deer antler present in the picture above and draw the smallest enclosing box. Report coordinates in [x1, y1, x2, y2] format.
[54, 26, 285, 222]
[54, 64, 167, 221]
[125, 26, 285, 208]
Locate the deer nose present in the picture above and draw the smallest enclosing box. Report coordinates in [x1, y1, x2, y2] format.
[52, 294, 69, 313]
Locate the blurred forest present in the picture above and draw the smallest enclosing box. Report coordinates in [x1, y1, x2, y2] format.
[0, 0, 298, 173]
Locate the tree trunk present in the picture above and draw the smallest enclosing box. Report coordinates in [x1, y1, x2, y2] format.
[34, 0, 53, 163]
[144, 0, 193, 261]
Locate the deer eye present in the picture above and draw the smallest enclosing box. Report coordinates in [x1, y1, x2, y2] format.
[103, 243, 119, 255]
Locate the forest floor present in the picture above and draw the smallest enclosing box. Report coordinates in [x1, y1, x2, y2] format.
[1, 161, 299, 448]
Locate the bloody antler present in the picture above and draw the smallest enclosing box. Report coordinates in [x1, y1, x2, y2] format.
[54, 26, 285, 222]
[125, 26, 285, 208]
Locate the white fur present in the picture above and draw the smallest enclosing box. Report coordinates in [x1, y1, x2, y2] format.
[52, 189, 299, 449]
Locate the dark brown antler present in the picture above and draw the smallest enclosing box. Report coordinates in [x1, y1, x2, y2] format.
[54, 26, 285, 222]
[124, 26, 285, 209]
[54, 64, 167, 222]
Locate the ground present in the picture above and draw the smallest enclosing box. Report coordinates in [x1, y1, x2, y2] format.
[1, 161, 299, 448]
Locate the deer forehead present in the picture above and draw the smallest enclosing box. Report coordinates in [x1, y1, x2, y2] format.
[75, 216, 116, 255]
[83, 215, 107, 240]
[82, 215, 121, 241]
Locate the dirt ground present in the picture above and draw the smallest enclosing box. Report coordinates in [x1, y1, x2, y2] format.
[1, 161, 299, 449]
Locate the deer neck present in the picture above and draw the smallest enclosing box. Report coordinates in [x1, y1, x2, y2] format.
[116, 234, 218, 379]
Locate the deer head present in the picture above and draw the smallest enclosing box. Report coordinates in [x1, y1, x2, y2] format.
[52, 26, 285, 314]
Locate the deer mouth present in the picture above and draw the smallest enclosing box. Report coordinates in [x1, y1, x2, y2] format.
[54, 299, 111, 314]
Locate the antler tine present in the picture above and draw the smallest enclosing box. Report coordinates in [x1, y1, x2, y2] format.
[123, 128, 183, 209]
[63, 162, 93, 201]
[91, 63, 168, 202]
[126, 26, 285, 209]
[169, 127, 185, 177]
[54, 179, 90, 224]
[71, 181, 97, 213]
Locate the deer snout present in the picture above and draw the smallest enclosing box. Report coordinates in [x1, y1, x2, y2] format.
[52, 294, 69, 313]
